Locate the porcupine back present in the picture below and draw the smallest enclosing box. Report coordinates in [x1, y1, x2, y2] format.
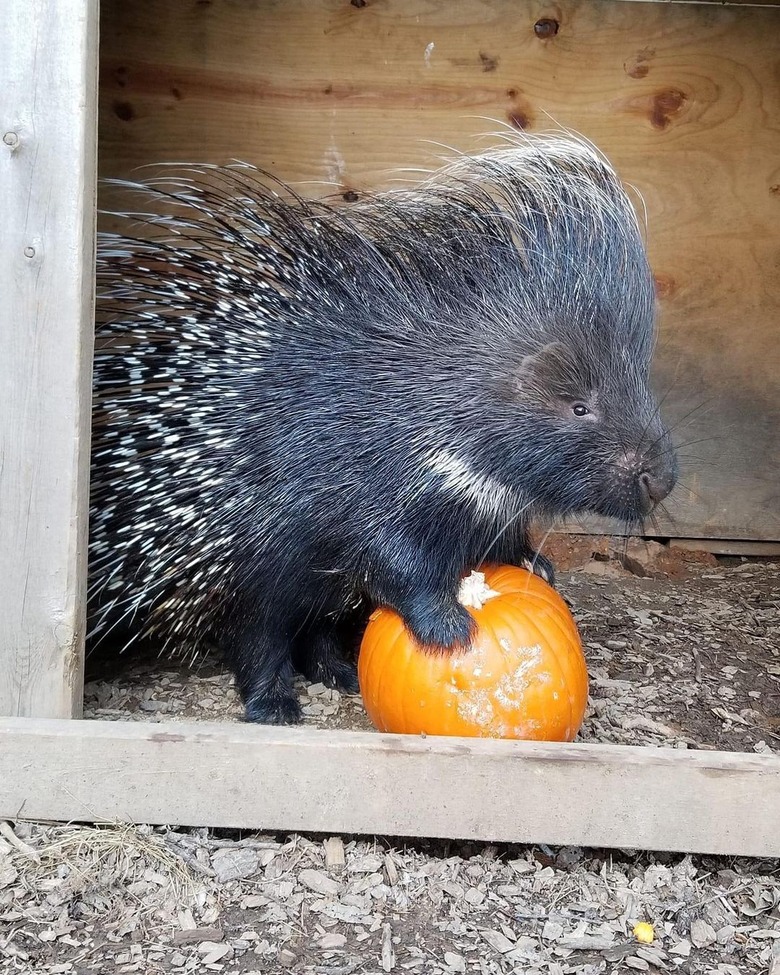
[88, 132, 671, 679]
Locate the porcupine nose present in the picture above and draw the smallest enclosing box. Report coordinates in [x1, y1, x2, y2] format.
[638, 469, 675, 513]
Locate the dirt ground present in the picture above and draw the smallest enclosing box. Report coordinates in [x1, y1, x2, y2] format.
[1, 541, 778, 975]
[82, 538, 780, 755]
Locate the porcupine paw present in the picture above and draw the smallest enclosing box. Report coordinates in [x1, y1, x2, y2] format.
[320, 660, 360, 694]
[522, 552, 556, 587]
[294, 631, 360, 694]
[303, 652, 359, 694]
[244, 690, 302, 726]
[320, 656, 359, 694]
[402, 595, 476, 652]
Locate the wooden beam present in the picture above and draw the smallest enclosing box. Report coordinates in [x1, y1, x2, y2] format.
[1, 719, 778, 856]
[622, 0, 780, 5]
[623, 0, 780, 5]
[558, 530, 780, 558]
[0, 0, 99, 716]
[669, 538, 780, 558]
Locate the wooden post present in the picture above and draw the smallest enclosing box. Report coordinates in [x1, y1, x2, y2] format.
[0, 0, 99, 717]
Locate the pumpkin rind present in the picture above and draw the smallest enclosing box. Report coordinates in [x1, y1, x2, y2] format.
[357, 565, 588, 741]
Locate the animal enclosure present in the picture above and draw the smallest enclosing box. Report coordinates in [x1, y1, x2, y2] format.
[1, 0, 779, 858]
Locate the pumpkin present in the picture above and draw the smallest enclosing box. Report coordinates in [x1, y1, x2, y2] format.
[358, 564, 588, 741]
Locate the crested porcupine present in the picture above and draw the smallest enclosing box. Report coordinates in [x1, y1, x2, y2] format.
[90, 132, 677, 724]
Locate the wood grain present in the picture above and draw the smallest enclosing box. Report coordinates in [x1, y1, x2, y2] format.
[97, 0, 780, 541]
[2, 718, 779, 855]
[0, 0, 99, 717]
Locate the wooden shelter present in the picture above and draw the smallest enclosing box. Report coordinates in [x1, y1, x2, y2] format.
[1, 0, 778, 854]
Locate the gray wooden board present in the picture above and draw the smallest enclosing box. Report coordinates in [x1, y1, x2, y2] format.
[0, 0, 99, 716]
[2, 718, 779, 856]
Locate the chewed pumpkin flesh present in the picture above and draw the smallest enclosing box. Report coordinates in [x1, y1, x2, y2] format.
[358, 564, 588, 741]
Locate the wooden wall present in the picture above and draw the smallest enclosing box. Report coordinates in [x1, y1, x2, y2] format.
[98, 0, 780, 543]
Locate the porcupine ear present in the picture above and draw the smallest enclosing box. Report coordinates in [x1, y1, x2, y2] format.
[516, 342, 578, 399]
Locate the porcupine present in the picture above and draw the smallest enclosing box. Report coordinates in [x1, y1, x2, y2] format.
[89, 132, 677, 724]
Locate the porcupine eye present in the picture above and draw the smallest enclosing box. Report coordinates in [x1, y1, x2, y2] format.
[561, 397, 598, 422]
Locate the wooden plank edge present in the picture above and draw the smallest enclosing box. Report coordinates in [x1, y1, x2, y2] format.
[610, 0, 780, 6]
[1, 718, 778, 857]
[559, 530, 780, 557]
[669, 538, 780, 557]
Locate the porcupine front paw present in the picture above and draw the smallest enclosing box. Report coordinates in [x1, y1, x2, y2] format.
[401, 594, 476, 651]
[522, 552, 556, 586]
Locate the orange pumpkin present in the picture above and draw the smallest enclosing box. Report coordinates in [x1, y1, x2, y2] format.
[358, 564, 588, 741]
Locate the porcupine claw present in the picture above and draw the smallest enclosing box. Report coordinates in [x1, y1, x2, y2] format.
[522, 553, 556, 587]
[300, 649, 359, 694]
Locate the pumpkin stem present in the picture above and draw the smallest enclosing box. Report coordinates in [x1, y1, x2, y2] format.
[457, 570, 501, 610]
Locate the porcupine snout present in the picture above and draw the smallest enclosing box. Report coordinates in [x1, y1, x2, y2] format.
[619, 438, 677, 515]
[613, 413, 678, 518]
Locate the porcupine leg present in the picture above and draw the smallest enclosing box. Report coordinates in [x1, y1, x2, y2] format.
[403, 591, 475, 649]
[228, 622, 302, 725]
[241, 663, 302, 725]
[369, 528, 556, 649]
[366, 548, 476, 651]
[395, 589, 475, 650]
[293, 626, 360, 693]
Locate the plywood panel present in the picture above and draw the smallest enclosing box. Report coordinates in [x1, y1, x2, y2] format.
[2, 718, 779, 856]
[0, 0, 98, 716]
[97, 0, 780, 541]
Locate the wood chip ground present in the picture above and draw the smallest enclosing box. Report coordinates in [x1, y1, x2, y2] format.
[2, 545, 778, 974]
